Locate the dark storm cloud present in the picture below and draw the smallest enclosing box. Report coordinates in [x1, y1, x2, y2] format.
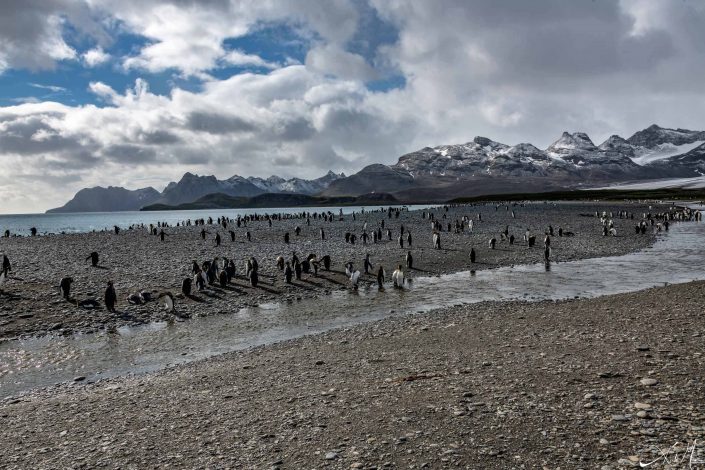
[185, 111, 256, 135]
[103, 144, 158, 163]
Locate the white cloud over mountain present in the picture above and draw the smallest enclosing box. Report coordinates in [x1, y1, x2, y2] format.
[0, 0, 705, 213]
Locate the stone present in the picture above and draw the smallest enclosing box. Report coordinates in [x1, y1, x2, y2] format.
[634, 402, 652, 410]
[640, 378, 658, 386]
[325, 452, 339, 460]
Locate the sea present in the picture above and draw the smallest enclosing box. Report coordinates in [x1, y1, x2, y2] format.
[0, 205, 434, 236]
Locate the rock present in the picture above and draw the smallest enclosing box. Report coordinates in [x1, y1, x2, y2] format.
[634, 402, 652, 410]
[325, 452, 339, 460]
[611, 414, 629, 422]
[73, 376, 86, 382]
[640, 378, 658, 386]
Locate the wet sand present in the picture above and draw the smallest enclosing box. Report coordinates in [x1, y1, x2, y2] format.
[0, 202, 658, 340]
[1, 280, 703, 469]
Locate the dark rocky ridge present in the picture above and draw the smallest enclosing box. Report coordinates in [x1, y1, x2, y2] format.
[46, 186, 161, 213]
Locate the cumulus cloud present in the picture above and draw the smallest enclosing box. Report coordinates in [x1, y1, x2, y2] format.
[82, 47, 110, 67]
[1, 0, 705, 213]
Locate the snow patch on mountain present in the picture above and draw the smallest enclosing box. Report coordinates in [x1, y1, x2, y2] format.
[631, 141, 705, 165]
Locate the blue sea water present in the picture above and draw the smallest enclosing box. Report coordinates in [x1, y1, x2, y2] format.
[0, 205, 431, 235]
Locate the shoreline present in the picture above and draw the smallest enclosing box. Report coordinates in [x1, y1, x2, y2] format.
[0, 201, 660, 341]
[2, 280, 703, 468]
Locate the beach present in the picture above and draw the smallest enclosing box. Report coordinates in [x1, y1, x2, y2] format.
[1, 280, 703, 469]
[0, 202, 658, 341]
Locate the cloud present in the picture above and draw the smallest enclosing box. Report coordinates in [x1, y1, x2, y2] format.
[82, 47, 110, 67]
[305, 44, 378, 81]
[222, 50, 278, 69]
[1, 0, 705, 214]
[29, 83, 67, 93]
[0, 0, 98, 74]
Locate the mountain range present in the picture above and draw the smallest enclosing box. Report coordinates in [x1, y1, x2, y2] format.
[47, 171, 346, 213]
[322, 124, 705, 200]
[47, 124, 705, 212]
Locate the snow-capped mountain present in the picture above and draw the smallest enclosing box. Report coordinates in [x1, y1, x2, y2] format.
[323, 124, 705, 199]
[247, 171, 345, 194]
[51, 171, 345, 212]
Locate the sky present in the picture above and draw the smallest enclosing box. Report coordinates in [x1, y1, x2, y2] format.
[1, 0, 704, 213]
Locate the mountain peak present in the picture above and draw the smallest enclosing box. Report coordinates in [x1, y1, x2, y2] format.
[547, 131, 596, 154]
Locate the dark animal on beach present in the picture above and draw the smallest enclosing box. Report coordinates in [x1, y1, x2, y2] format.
[86, 252, 99, 267]
[59, 277, 73, 299]
[104, 281, 117, 312]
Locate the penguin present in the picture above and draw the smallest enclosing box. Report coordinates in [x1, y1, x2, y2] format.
[364, 254, 373, 274]
[470, 248, 476, 264]
[215, 233, 221, 247]
[294, 260, 302, 280]
[30, 227, 37, 236]
[86, 251, 99, 267]
[219, 270, 228, 288]
[392, 265, 404, 288]
[105, 281, 117, 312]
[114, 226, 120, 235]
[509, 234, 515, 245]
[159, 229, 166, 241]
[406, 232, 412, 247]
[489, 238, 496, 249]
[246, 231, 252, 241]
[249, 259, 259, 287]
[182, 277, 192, 296]
[276, 256, 285, 270]
[200, 229, 207, 240]
[406, 251, 413, 269]
[229, 230, 236, 242]
[1, 254, 11, 277]
[322, 255, 331, 271]
[398, 235, 404, 249]
[377, 265, 385, 290]
[320, 228, 325, 240]
[226, 260, 236, 281]
[284, 232, 290, 244]
[284, 262, 293, 283]
[350, 269, 361, 290]
[59, 277, 73, 299]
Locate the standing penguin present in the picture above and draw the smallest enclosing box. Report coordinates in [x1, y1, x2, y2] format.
[392, 265, 404, 288]
[489, 238, 496, 249]
[215, 233, 221, 247]
[59, 277, 74, 299]
[86, 251, 99, 267]
[284, 262, 293, 283]
[276, 256, 285, 270]
[377, 265, 385, 290]
[219, 270, 228, 288]
[406, 251, 413, 269]
[294, 260, 302, 280]
[182, 277, 192, 296]
[364, 254, 373, 274]
[470, 248, 476, 264]
[322, 255, 331, 271]
[1, 254, 11, 277]
[406, 232, 412, 247]
[105, 281, 117, 312]
[284, 232, 290, 244]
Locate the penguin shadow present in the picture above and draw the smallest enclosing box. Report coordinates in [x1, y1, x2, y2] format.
[409, 267, 432, 274]
[219, 284, 247, 294]
[300, 277, 325, 288]
[318, 275, 345, 287]
[185, 294, 207, 303]
[92, 265, 109, 270]
[257, 285, 281, 294]
[290, 280, 316, 292]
